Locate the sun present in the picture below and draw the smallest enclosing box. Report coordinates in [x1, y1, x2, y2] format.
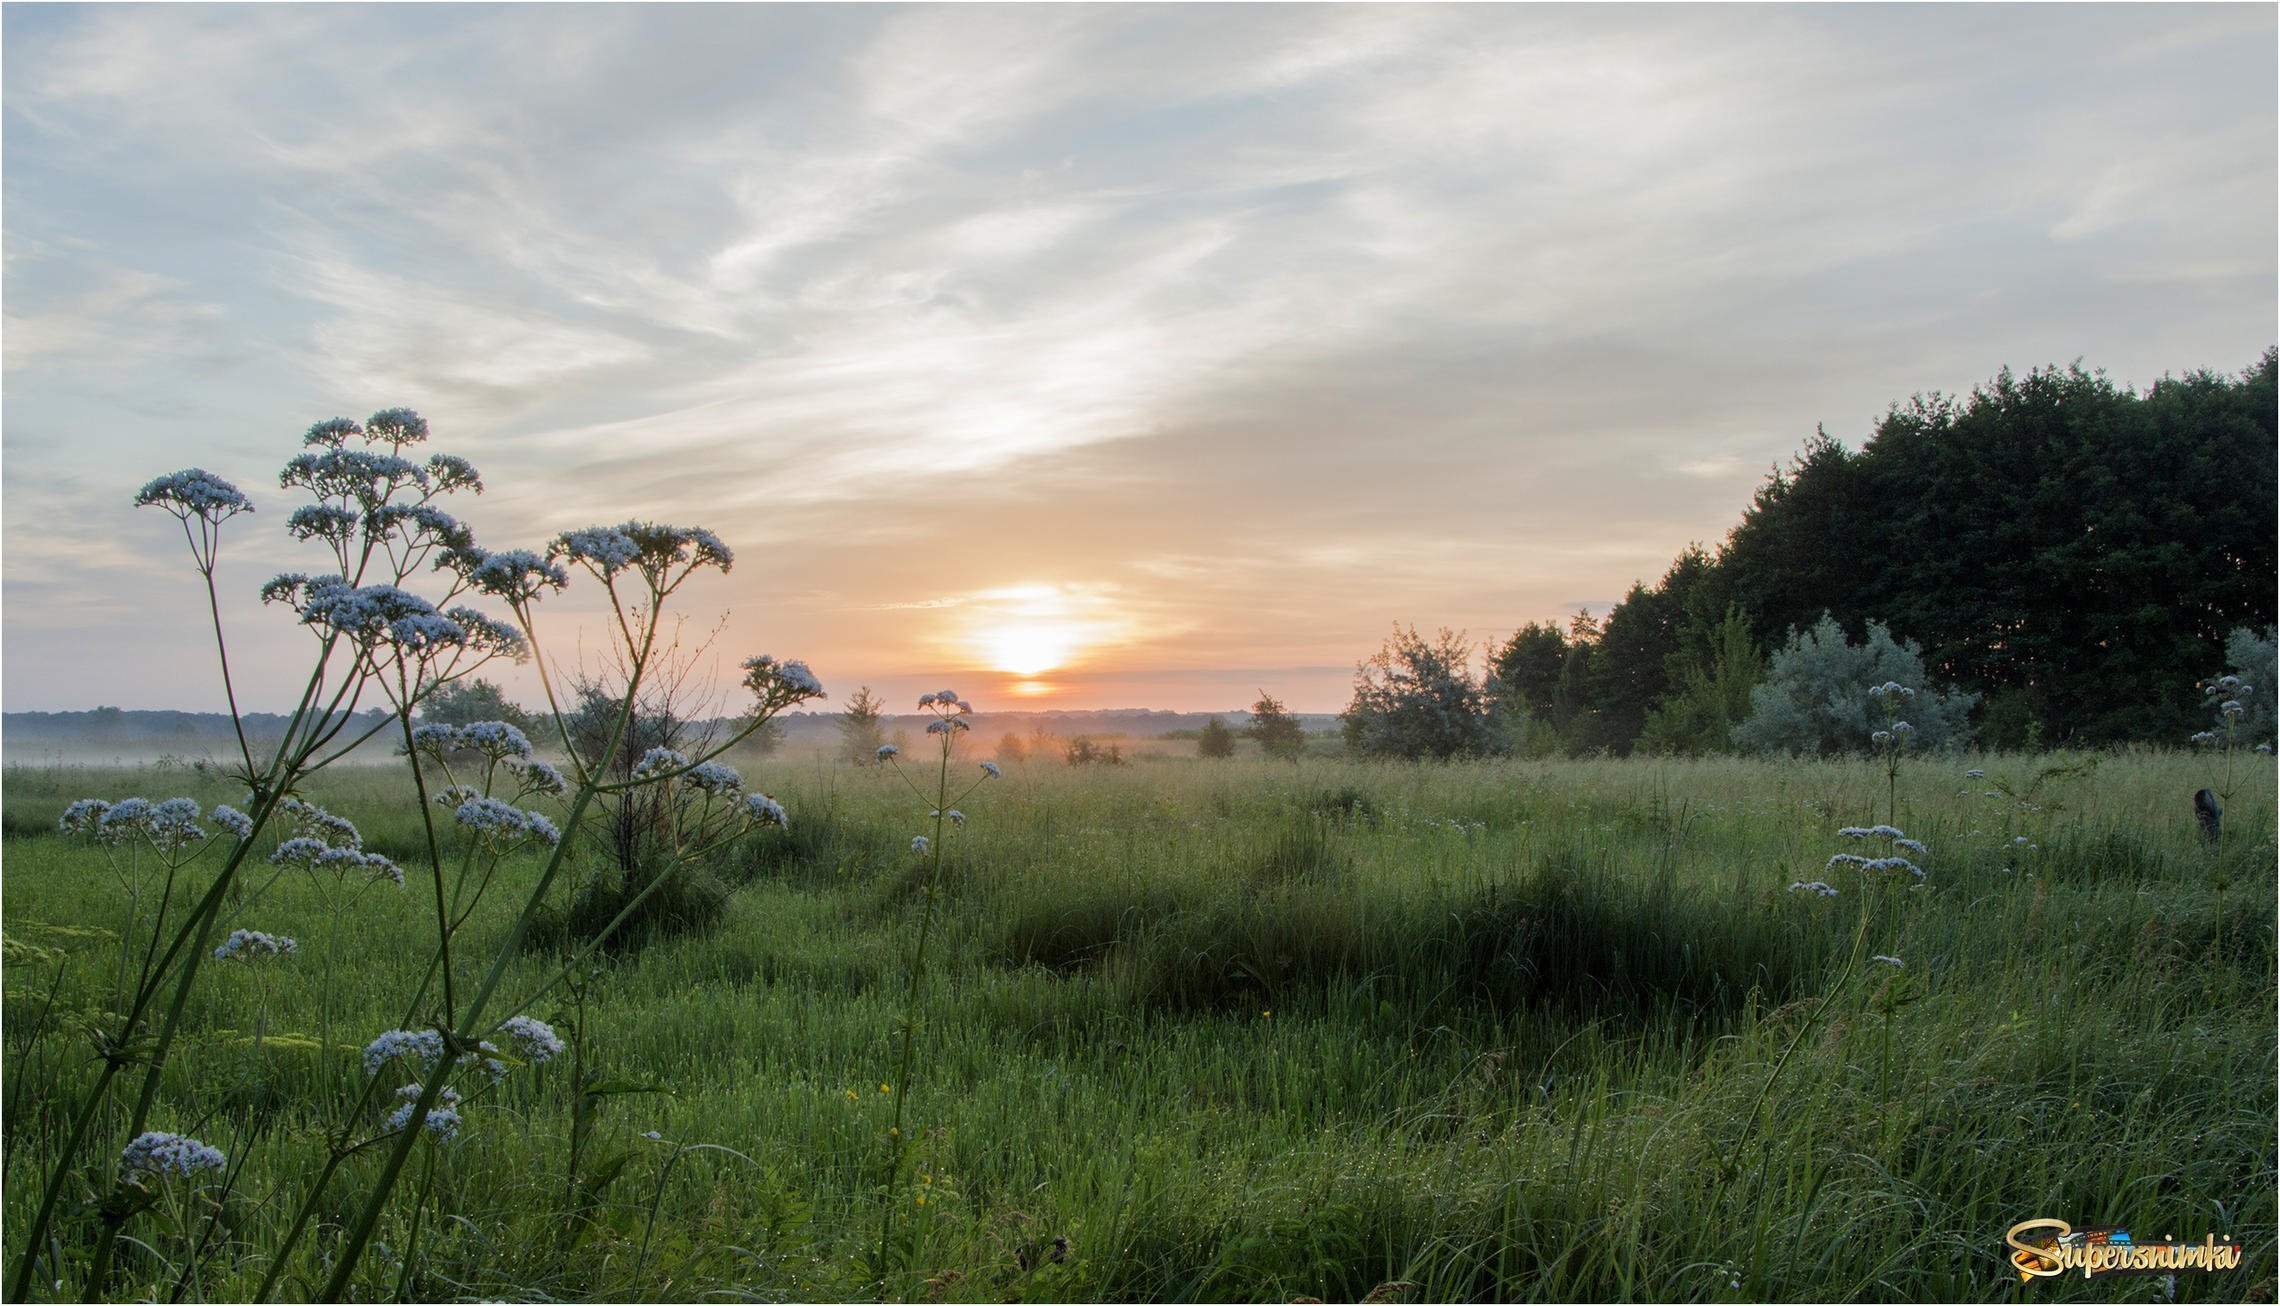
[985, 622, 1080, 677]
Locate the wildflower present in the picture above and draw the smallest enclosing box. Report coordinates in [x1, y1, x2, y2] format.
[980, 761, 1001, 779]
[213, 930, 297, 961]
[1825, 854, 1870, 870]
[1893, 837, 1928, 854]
[1788, 881, 1840, 897]
[631, 748, 690, 781]
[459, 720, 533, 759]
[1837, 826, 1908, 840]
[1964, 768, 1985, 779]
[877, 744, 900, 762]
[1871, 730, 1893, 746]
[58, 799, 111, 834]
[277, 800, 361, 848]
[1892, 721, 1914, 737]
[742, 654, 825, 705]
[425, 452, 481, 493]
[384, 1084, 464, 1141]
[365, 407, 430, 445]
[643, 1130, 663, 1141]
[2260, 743, 2274, 755]
[90, 798, 149, 846]
[279, 448, 429, 503]
[459, 548, 569, 602]
[684, 761, 744, 795]
[363, 1029, 447, 1074]
[432, 785, 484, 808]
[2221, 700, 2245, 718]
[287, 503, 359, 544]
[118, 1131, 226, 1182]
[911, 835, 929, 854]
[745, 793, 787, 827]
[498, 1015, 564, 1064]
[919, 693, 937, 707]
[504, 756, 567, 795]
[1870, 955, 1905, 969]
[934, 688, 958, 703]
[134, 469, 253, 522]
[2190, 731, 2219, 746]
[209, 804, 253, 841]
[926, 719, 969, 735]
[304, 416, 362, 448]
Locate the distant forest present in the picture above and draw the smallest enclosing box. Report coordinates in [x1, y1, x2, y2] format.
[1489, 351, 2277, 753]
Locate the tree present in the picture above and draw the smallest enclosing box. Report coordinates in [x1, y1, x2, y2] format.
[994, 731, 1030, 763]
[1487, 622, 1566, 721]
[1638, 604, 1764, 756]
[1196, 715, 1236, 758]
[1248, 692, 1306, 762]
[2221, 624, 2278, 745]
[1340, 625, 1496, 760]
[1731, 615, 1976, 756]
[838, 685, 887, 763]
[419, 677, 537, 733]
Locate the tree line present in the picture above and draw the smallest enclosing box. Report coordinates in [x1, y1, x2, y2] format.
[1339, 351, 2278, 758]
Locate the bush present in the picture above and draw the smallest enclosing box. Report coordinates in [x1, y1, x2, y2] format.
[1731, 615, 1975, 755]
[2223, 624, 2277, 744]
[1340, 625, 1497, 760]
[1197, 716, 1236, 759]
[1248, 693, 1307, 762]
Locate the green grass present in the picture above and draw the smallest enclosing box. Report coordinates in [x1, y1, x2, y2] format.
[3, 748, 2272, 1301]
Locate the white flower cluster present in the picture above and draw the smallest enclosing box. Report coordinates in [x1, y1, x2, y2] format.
[742, 654, 826, 710]
[61, 797, 210, 853]
[452, 797, 561, 847]
[453, 547, 570, 603]
[630, 748, 690, 782]
[498, 1016, 564, 1064]
[1866, 682, 1917, 699]
[363, 1029, 447, 1073]
[1815, 825, 1928, 883]
[213, 929, 297, 961]
[685, 761, 744, 795]
[911, 835, 929, 855]
[504, 756, 568, 795]
[1787, 881, 1840, 898]
[1870, 955, 1905, 969]
[980, 761, 1001, 779]
[918, 689, 973, 713]
[744, 793, 788, 828]
[119, 1131, 226, 1182]
[262, 575, 524, 661]
[279, 797, 361, 849]
[877, 745, 900, 762]
[385, 1085, 464, 1142]
[929, 809, 966, 827]
[549, 521, 733, 580]
[209, 804, 254, 841]
[412, 720, 534, 761]
[134, 469, 253, 522]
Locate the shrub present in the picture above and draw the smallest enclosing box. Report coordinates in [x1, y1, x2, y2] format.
[1340, 625, 1497, 760]
[1248, 692, 1307, 762]
[1732, 615, 1975, 755]
[1197, 716, 1236, 758]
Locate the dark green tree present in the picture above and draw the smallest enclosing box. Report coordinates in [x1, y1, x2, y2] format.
[838, 685, 888, 763]
[419, 677, 537, 733]
[1341, 626, 1496, 760]
[1248, 692, 1307, 762]
[1197, 715, 1237, 758]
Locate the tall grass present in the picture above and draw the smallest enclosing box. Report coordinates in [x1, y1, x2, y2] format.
[4, 747, 2272, 1301]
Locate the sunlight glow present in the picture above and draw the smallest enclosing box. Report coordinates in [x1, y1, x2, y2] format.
[960, 583, 1127, 678]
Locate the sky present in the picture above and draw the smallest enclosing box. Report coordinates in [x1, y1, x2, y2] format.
[4, 3, 2274, 716]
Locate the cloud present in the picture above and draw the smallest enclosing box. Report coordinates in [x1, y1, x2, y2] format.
[2, 4, 2272, 712]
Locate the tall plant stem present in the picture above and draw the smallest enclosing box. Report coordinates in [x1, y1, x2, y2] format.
[875, 737, 953, 1285]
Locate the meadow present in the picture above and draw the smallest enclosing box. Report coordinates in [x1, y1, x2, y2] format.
[4, 743, 2272, 1302]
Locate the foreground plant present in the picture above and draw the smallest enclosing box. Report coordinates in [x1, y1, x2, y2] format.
[871, 691, 998, 1285]
[6, 411, 821, 1303]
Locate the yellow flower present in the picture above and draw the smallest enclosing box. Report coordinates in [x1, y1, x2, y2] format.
[880, 1084, 891, 1094]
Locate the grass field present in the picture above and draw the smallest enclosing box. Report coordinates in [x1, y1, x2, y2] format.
[3, 745, 2273, 1302]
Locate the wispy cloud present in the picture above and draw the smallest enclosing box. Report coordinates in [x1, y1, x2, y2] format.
[4, 4, 2271, 712]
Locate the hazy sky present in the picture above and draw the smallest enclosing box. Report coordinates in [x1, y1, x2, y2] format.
[4, 3, 2273, 716]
